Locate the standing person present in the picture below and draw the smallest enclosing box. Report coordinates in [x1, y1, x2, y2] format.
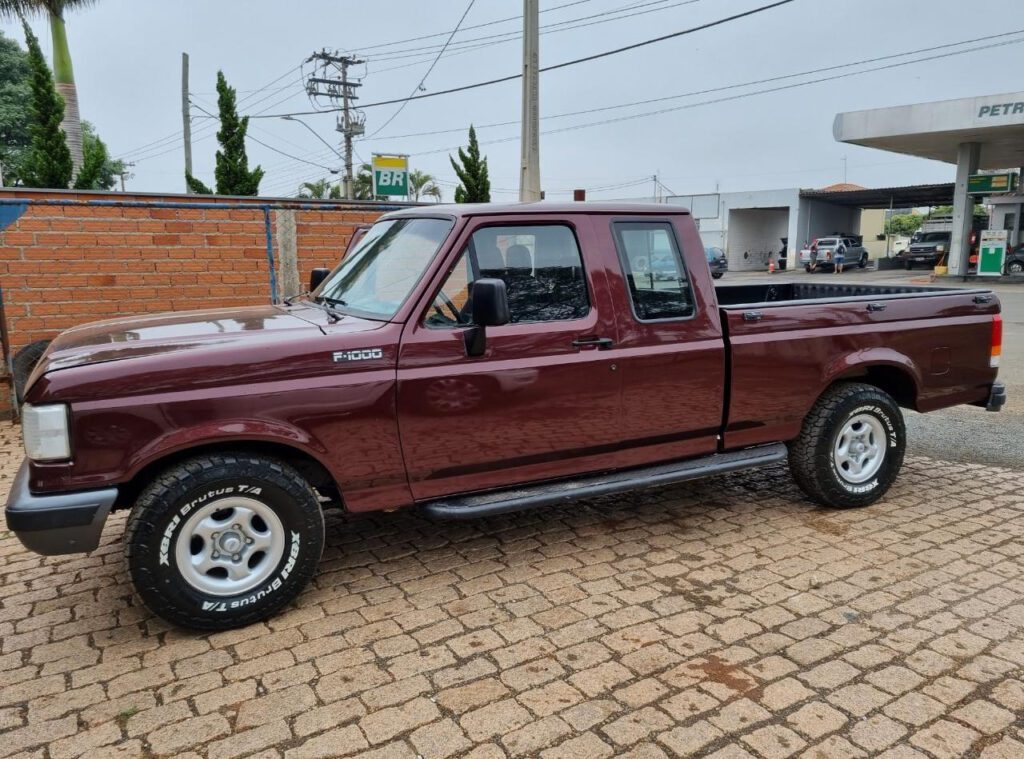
[833, 241, 845, 274]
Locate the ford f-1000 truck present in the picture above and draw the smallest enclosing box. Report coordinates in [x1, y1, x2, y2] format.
[6, 203, 1006, 629]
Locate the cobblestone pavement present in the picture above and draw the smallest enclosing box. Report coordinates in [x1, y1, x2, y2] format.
[2, 419, 1024, 759]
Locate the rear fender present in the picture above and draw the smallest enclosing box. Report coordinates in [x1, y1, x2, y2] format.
[820, 349, 922, 408]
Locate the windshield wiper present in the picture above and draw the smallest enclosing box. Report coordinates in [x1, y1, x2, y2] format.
[318, 295, 348, 307]
[305, 298, 343, 323]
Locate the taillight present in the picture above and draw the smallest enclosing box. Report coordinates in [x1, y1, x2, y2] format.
[991, 314, 1002, 369]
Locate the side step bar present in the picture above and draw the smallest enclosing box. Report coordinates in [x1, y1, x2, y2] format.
[420, 443, 787, 520]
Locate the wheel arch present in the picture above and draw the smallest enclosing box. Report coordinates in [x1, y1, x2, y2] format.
[114, 436, 342, 512]
[827, 355, 921, 410]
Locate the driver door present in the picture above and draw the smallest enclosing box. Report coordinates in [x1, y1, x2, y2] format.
[396, 217, 625, 501]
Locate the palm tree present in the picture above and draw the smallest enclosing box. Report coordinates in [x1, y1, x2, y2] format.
[408, 169, 442, 202]
[0, 0, 91, 174]
[297, 178, 341, 199]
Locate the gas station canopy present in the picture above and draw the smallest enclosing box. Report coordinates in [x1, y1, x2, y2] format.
[800, 183, 954, 209]
[833, 91, 1024, 275]
[834, 91, 1024, 169]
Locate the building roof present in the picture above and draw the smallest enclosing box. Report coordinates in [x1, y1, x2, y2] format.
[800, 182, 955, 209]
[834, 91, 1024, 168]
[818, 183, 867, 192]
[383, 201, 689, 219]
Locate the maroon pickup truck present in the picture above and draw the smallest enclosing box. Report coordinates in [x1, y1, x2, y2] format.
[6, 203, 1005, 629]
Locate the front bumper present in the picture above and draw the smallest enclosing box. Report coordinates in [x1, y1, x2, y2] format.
[4, 460, 117, 555]
[987, 382, 1006, 412]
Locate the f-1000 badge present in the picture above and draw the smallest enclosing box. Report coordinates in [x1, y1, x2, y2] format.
[333, 348, 384, 363]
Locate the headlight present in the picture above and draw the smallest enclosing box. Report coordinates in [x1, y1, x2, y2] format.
[22, 404, 71, 461]
[936, 245, 946, 253]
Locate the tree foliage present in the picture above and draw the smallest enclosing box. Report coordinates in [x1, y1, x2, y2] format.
[213, 70, 263, 195]
[298, 178, 341, 199]
[19, 20, 71, 188]
[449, 125, 489, 203]
[884, 213, 923, 237]
[353, 163, 382, 200]
[930, 204, 989, 219]
[408, 169, 442, 202]
[0, 29, 120, 188]
[0, 31, 30, 185]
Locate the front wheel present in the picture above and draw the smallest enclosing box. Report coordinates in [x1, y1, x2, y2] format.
[859, 255, 867, 268]
[712, 272, 723, 279]
[788, 382, 905, 508]
[1008, 261, 1024, 274]
[125, 452, 325, 630]
[905, 260, 913, 270]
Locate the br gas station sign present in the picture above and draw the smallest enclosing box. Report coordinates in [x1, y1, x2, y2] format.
[372, 154, 409, 197]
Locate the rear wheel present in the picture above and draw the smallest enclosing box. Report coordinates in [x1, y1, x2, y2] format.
[788, 382, 905, 508]
[125, 452, 325, 630]
[1009, 260, 1024, 274]
[905, 259, 913, 270]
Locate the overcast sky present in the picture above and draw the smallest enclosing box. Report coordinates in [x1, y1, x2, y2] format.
[4, 0, 1023, 201]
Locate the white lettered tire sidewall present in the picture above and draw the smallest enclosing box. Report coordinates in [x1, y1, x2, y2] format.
[126, 454, 325, 630]
[788, 382, 906, 509]
[827, 401, 900, 497]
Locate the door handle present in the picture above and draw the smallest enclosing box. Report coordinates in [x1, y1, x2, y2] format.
[572, 336, 614, 350]
[742, 311, 763, 322]
[867, 302, 887, 312]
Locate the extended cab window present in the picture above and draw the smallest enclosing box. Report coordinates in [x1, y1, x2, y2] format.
[426, 224, 589, 327]
[613, 222, 695, 321]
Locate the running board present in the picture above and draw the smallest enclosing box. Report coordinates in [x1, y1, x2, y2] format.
[420, 443, 787, 520]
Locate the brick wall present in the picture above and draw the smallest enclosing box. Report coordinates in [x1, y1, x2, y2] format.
[0, 189, 403, 417]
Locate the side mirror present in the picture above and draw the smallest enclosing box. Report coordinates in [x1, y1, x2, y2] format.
[309, 268, 330, 292]
[471, 278, 510, 327]
[464, 278, 509, 357]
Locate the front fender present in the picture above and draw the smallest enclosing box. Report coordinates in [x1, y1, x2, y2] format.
[122, 419, 336, 483]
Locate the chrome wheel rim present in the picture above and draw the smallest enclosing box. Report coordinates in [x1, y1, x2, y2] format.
[174, 496, 285, 597]
[833, 414, 886, 484]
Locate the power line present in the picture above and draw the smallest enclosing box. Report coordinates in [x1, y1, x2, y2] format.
[362, 0, 683, 62]
[246, 29, 1024, 189]
[408, 34, 1024, 156]
[351, 0, 597, 53]
[117, 65, 301, 160]
[364, 27, 1024, 143]
[366, 0, 477, 139]
[249, 0, 795, 119]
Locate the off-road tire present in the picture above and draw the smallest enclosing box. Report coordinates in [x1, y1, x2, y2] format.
[125, 452, 324, 630]
[788, 382, 905, 509]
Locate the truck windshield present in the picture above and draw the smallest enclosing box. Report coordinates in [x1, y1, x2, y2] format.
[313, 217, 454, 320]
[917, 232, 951, 243]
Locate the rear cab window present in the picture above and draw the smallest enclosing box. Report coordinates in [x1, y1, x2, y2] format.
[426, 223, 590, 328]
[612, 221, 695, 321]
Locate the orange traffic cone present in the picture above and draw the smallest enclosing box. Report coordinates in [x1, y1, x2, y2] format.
[768, 258, 776, 274]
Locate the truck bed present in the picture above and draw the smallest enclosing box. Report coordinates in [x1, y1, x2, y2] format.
[714, 281, 1000, 451]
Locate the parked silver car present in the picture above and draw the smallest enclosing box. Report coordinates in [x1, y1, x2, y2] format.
[803, 237, 868, 272]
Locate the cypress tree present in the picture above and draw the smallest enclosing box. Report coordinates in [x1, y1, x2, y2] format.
[212, 70, 263, 196]
[20, 21, 72, 189]
[450, 125, 490, 203]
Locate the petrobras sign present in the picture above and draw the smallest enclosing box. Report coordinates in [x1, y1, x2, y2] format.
[977, 100, 1024, 118]
[372, 154, 409, 197]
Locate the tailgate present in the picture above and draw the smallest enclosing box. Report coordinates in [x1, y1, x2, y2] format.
[720, 291, 1000, 449]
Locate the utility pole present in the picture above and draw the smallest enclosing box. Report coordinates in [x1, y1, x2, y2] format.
[306, 51, 365, 199]
[181, 52, 192, 192]
[519, 0, 541, 202]
[118, 162, 135, 192]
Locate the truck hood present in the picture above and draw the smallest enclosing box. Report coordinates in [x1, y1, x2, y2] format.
[36, 303, 379, 375]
